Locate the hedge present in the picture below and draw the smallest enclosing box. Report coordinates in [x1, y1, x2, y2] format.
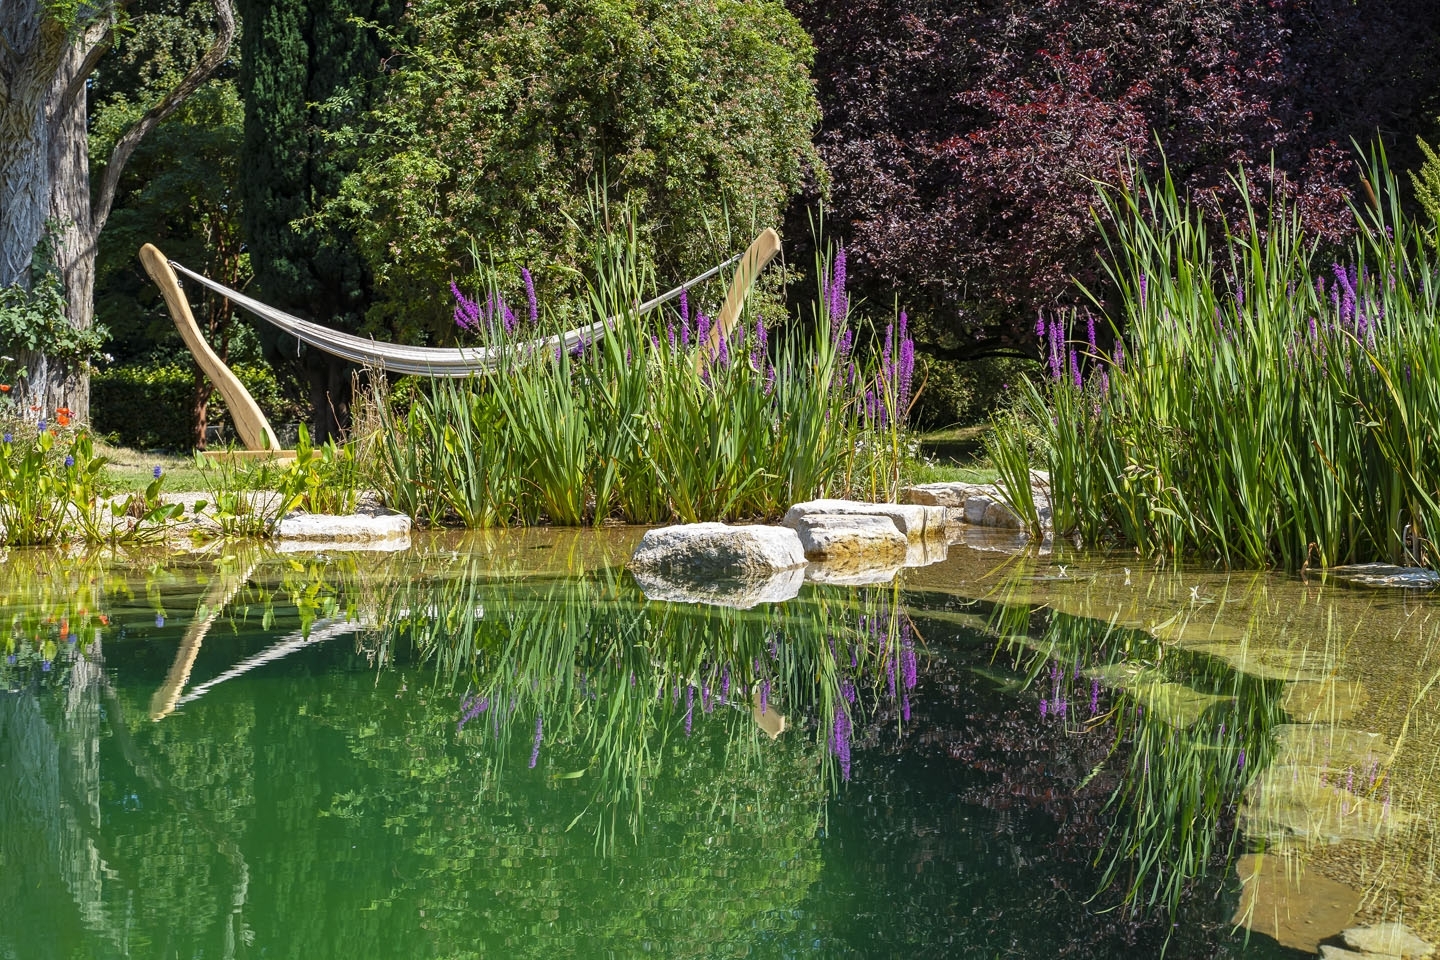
[91, 362, 299, 452]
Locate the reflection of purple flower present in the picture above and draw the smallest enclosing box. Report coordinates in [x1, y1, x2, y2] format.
[457, 694, 490, 732]
[1090, 679, 1100, 716]
[42, 660, 52, 672]
[831, 708, 852, 781]
[685, 685, 694, 736]
[901, 639, 917, 691]
[5, 654, 15, 664]
[720, 666, 730, 702]
[760, 680, 770, 715]
[901, 694, 910, 722]
[1237, 748, 1246, 771]
[530, 714, 543, 768]
[841, 680, 856, 705]
[155, 615, 165, 628]
[1040, 699, 1049, 718]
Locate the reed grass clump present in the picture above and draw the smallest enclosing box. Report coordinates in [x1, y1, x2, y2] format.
[989, 149, 1440, 569]
[369, 226, 916, 526]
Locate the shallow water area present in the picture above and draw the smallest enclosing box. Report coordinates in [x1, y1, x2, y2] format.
[4, 529, 1433, 958]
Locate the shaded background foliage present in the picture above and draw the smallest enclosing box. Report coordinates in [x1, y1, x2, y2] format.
[789, 0, 1440, 424]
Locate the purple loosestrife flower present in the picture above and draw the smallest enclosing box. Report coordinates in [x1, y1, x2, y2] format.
[898, 312, 915, 412]
[1138, 273, 1148, 308]
[832, 708, 852, 781]
[679, 288, 690, 325]
[717, 335, 730, 368]
[502, 303, 518, 335]
[838, 327, 854, 357]
[829, 247, 848, 329]
[530, 715, 543, 768]
[841, 679, 856, 705]
[1040, 698, 1049, 718]
[696, 312, 710, 349]
[680, 315, 691, 349]
[1048, 319, 1064, 380]
[685, 685, 695, 736]
[667, 320, 677, 349]
[1035, 313, 1046, 339]
[1070, 349, 1082, 389]
[521, 267, 538, 323]
[751, 315, 768, 367]
[1085, 311, 1097, 351]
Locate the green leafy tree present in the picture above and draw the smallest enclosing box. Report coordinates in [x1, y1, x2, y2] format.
[326, 0, 822, 342]
[90, 0, 257, 448]
[237, 0, 403, 440]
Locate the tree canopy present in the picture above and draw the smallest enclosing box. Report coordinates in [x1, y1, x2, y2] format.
[326, 0, 822, 340]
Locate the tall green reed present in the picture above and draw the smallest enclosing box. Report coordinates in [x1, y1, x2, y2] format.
[989, 146, 1440, 569]
[368, 215, 915, 526]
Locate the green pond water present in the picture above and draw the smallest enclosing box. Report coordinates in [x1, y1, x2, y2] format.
[3, 530, 1438, 958]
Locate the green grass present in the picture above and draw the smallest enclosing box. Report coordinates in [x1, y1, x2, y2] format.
[989, 145, 1440, 569]
[97, 443, 209, 493]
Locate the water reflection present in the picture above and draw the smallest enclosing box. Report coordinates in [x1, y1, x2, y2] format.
[901, 546, 1440, 950]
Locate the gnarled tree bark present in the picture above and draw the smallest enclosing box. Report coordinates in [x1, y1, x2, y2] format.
[0, 0, 235, 421]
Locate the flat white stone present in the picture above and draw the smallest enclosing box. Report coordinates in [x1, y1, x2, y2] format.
[631, 567, 803, 609]
[783, 499, 945, 541]
[792, 513, 908, 563]
[275, 536, 412, 554]
[277, 510, 412, 541]
[629, 522, 805, 576]
[804, 563, 901, 586]
[1342, 922, 1434, 958]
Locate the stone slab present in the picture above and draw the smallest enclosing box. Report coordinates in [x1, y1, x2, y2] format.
[783, 499, 945, 541]
[792, 512, 909, 563]
[629, 523, 806, 577]
[1234, 852, 1362, 954]
[1328, 564, 1440, 589]
[276, 510, 412, 541]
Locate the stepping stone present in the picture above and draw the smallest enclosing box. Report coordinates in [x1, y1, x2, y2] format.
[1283, 680, 1367, 724]
[791, 513, 908, 564]
[629, 523, 805, 576]
[277, 509, 411, 541]
[1233, 852, 1361, 954]
[784, 499, 946, 541]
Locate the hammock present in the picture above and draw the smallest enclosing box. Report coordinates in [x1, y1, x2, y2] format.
[167, 253, 739, 377]
[138, 228, 781, 450]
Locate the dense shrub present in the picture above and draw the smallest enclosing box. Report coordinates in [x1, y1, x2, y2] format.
[790, 0, 1440, 361]
[92, 361, 299, 451]
[327, 0, 821, 341]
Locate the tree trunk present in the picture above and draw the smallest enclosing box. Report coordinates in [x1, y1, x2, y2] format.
[1, 1, 234, 426]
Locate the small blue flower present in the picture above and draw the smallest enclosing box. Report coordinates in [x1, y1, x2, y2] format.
[37, 419, 45, 430]
[3, 433, 11, 443]
[153, 465, 163, 479]
[155, 615, 165, 628]
[64, 455, 74, 468]
[67, 634, 77, 644]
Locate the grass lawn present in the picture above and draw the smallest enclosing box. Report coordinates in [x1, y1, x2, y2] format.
[98, 443, 211, 493]
[908, 424, 998, 484]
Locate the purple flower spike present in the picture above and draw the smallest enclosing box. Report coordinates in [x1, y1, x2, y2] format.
[831, 708, 852, 781]
[1070, 348, 1082, 388]
[521, 267, 538, 323]
[680, 288, 690, 325]
[902, 694, 911, 722]
[530, 714, 543, 768]
[1035, 313, 1046, 339]
[829, 247, 848, 329]
[685, 685, 695, 736]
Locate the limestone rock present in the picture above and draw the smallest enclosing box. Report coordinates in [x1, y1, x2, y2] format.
[901, 482, 980, 508]
[792, 513, 908, 563]
[783, 499, 946, 541]
[629, 523, 805, 577]
[277, 509, 411, 541]
[631, 567, 804, 610]
[804, 562, 901, 586]
[1342, 922, 1434, 958]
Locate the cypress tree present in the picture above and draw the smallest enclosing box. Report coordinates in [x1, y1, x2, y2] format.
[238, 0, 399, 439]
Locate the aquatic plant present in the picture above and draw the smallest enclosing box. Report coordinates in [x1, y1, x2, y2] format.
[988, 147, 1440, 569]
[366, 219, 915, 526]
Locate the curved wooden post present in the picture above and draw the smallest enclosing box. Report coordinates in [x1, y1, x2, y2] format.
[700, 227, 782, 362]
[138, 243, 281, 451]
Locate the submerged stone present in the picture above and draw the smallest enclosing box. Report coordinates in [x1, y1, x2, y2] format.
[1087, 662, 1230, 729]
[1328, 564, 1440, 589]
[783, 499, 946, 541]
[1234, 852, 1361, 954]
[1342, 922, 1434, 958]
[1282, 680, 1367, 724]
[629, 522, 806, 577]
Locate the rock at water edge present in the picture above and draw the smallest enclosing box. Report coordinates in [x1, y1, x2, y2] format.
[629, 523, 805, 576]
[631, 567, 804, 610]
[783, 499, 945, 541]
[277, 510, 412, 541]
[791, 513, 908, 563]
